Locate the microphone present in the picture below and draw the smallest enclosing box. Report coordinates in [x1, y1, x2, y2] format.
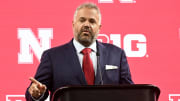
[96, 50, 103, 85]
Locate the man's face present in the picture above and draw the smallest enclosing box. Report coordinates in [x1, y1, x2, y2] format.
[73, 8, 101, 47]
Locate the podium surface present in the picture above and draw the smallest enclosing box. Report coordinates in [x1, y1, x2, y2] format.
[52, 84, 160, 101]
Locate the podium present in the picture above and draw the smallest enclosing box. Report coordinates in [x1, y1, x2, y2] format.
[51, 84, 160, 101]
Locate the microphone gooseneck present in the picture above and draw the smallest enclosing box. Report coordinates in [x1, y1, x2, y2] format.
[96, 51, 103, 85]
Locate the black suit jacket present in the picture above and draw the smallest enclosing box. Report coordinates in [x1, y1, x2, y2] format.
[25, 39, 133, 101]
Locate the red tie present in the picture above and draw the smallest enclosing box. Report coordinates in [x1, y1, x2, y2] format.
[81, 48, 95, 85]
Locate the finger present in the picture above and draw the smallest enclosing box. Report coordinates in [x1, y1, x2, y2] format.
[33, 86, 41, 94]
[32, 90, 41, 98]
[38, 84, 47, 93]
[42, 84, 46, 90]
[29, 83, 38, 95]
[33, 88, 40, 94]
[37, 83, 43, 89]
[28, 87, 33, 95]
[29, 84, 40, 96]
[29, 77, 41, 84]
[40, 84, 47, 92]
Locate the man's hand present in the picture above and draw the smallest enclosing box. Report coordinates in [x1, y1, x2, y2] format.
[28, 77, 47, 99]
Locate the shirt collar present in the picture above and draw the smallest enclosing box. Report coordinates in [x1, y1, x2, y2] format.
[73, 39, 97, 53]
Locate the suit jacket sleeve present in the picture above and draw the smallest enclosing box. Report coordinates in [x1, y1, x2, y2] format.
[25, 50, 52, 101]
[119, 50, 134, 84]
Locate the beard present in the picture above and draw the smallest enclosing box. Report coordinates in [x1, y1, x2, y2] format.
[76, 27, 97, 47]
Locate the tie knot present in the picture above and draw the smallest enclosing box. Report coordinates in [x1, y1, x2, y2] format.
[81, 48, 92, 54]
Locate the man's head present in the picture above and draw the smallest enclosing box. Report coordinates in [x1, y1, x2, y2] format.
[73, 3, 102, 47]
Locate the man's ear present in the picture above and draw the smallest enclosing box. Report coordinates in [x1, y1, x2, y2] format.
[99, 25, 102, 29]
[72, 20, 74, 27]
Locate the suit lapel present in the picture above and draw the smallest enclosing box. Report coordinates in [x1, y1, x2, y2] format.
[95, 41, 107, 85]
[66, 40, 107, 85]
[66, 40, 87, 85]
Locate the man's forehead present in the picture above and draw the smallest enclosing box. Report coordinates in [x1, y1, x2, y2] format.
[76, 8, 99, 19]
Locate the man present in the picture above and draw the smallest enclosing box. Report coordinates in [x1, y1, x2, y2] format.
[25, 2, 133, 101]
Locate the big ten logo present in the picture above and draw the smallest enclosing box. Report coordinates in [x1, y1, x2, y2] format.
[98, 34, 147, 57]
[169, 94, 180, 101]
[98, 0, 136, 3]
[6, 95, 25, 101]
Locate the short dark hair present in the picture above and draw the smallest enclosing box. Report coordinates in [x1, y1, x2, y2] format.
[73, 2, 101, 24]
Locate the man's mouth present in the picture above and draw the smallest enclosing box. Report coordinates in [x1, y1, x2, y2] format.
[80, 28, 91, 37]
[82, 31, 90, 35]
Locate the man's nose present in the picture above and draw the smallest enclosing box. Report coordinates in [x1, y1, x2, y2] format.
[83, 25, 90, 30]
[83, 21, 91, 27]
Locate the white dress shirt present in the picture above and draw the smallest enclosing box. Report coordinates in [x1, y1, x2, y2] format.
[73, 39, 97, 75]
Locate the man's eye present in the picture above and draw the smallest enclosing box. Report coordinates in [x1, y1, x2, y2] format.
[89, 19, 96, 24]
[79, 18, 85, 22]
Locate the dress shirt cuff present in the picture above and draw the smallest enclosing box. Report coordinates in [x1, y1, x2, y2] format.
[31, 92, 45, 101]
